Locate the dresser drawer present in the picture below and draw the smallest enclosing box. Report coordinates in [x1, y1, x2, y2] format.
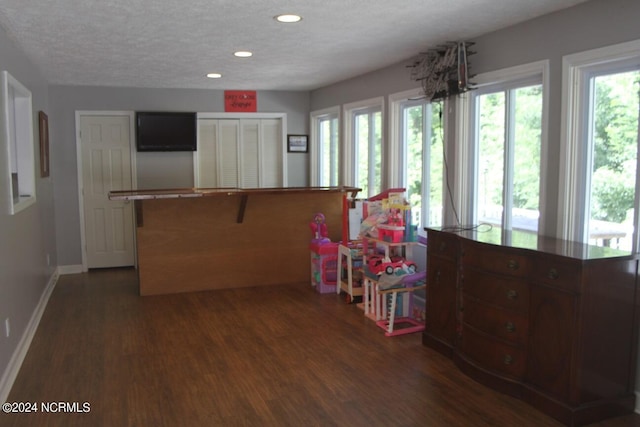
[462, 295, 528, 345]
[532, 255, 581, 292]
[462, 241, 531, 278]
[462, 268, 530, 312]
[459, 325, 527, 380]
[427, 229, 459, 260]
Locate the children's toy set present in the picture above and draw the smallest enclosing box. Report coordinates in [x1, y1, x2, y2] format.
[373, 270, 426, 336]
[309, 189, 426, 337]
[310, 241, 339, 294]
[366, 254, 417, 276]
[309, 212, 339, 294]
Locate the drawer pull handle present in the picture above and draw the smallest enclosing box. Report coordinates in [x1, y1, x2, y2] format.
[504, 354, 513, 365]
[505, 321, 515, 333]
[506, 289, 518, 300]
[507, 259, 519, 270]
[548, 268, 559, 279]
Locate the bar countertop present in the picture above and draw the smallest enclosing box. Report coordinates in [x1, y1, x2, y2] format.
[109, 186, 361, 200]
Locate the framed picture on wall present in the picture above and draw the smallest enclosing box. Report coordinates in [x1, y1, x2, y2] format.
[287, 134, 308, 153]
[38, 111, 49, 177]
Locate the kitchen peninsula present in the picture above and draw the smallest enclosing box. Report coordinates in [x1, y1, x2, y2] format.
[109, 186, 359, 296]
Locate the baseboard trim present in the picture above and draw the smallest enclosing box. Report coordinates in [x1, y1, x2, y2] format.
[58, 264, 84, 275]
[0, 268, 59, 403]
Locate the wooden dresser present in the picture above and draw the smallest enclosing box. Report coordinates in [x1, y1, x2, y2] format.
[423, 227, 639, 426]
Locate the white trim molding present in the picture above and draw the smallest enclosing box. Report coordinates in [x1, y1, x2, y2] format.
[0, 268, 59, 403]
[58, 264, 84, 275]
[454, 93, 472, 227]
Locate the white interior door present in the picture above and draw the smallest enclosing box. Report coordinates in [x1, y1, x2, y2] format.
[80, 115, 135, 268]
[260, 118, 283, 187]
[218, 120, 240, 187]
[196, 119, 218, 187]
[240, 120, 260, 187]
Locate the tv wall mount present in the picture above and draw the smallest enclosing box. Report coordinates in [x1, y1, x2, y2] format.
[408, 41, 476, 101]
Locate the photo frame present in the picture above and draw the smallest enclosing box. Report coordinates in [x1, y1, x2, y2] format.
[38, 111, 49, 177]
[287, 134, 308, 153]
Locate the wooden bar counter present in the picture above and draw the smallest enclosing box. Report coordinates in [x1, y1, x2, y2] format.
[109, 187, 359, 296]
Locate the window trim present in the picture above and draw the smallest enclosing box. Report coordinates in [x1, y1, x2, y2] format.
[559, 39, 640, 248]
[1, 71, 36, 215]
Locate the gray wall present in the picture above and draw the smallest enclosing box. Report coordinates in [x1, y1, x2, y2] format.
[49, 87, 310, 266]
[0, 24, 56, 393]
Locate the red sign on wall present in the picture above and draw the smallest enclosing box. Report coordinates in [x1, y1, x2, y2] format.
[224, 90, 257, 112]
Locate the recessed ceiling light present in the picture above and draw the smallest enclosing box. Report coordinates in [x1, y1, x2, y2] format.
[234, 51, 253, 58]
[206, 73, 222, 79]
[275, 14, 302, 23]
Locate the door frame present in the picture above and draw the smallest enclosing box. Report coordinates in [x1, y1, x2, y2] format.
[75, 110, 138, 272]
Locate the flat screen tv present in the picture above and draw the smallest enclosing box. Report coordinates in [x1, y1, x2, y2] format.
[136, 111, 197, 152]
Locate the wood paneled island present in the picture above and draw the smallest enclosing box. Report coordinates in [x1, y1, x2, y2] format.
[109, 187, 359, 296]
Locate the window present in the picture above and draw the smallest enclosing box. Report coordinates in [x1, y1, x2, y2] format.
[310, 107, 340, 186]
[344, 97, 383, 197]
[461, 61, 548, 241]
[1, 71, 35, 214]
[560, 40, 640, 251]
[475, 84, 543, 232]
[390, 89, 445, 229]
[587, 71, 639, 249]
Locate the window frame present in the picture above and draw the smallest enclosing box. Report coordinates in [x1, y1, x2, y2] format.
[343, 96, 384, 197]
[1, 70, 36, 215]
[458, 60, 550, 233]
[389, 88, 447, 230]
[310, 106, 340, 187]
[559, 39, 640, 250]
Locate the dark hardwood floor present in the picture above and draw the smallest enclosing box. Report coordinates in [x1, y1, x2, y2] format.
[2, 267, 640, 427]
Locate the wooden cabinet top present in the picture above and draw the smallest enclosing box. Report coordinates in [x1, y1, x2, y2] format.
[426, 226, 636, 261]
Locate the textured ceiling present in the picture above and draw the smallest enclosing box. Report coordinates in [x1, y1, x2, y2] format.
[0, 0, 590, 91]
